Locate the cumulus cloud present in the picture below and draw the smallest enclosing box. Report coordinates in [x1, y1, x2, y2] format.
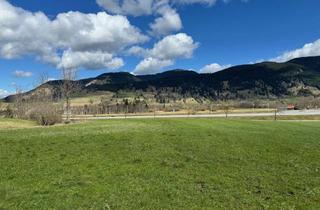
[58, 50, 124, 70]
[0, 89, 9, 98]
[148, 33, 198, 60]
[96, 0, 154, 17]
[0, 0, 57, 61]
[134, 33, 198, 74]
[134, 58, 173, 74]
[199, 63, 231, 73]
[173, 0, 216, 5]
[0, 0, 148, 70]
[96, 0, 217, 38]
[13, 70, 33, 78]
[126, 46, 147, 57]
[272, 39, 320, 62]
[96, 0, 216, 16]
[47, 78, 56, 81]
[149, 6, 182, 36]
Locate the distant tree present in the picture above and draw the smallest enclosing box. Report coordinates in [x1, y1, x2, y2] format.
[221, 81, 230, 117]
[224, 105, 229, 118]
[296, 97, 313, 109]
[0, 100, 3, 117]
[35, 72, 50, 101]
[222, 81, 230, 99]
[12, 84, 25, 119]
[37, 72, 50, 86]
[25, 72, 62, 125]
[61, 69, 79, 122]
[100, 96, 112, 114]
[89, 98, 94, 105]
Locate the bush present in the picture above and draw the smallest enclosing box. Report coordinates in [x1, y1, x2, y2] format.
[38, 112, 62, 126]
[5, 106, 14, 118]
[28, 105, 62, 126]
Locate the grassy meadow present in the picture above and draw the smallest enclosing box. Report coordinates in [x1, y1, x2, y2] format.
[0, 118, 320, 209]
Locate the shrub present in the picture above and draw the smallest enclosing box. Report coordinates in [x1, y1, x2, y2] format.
[38, 113, 62, 126]
[5, 105, 14, 118]
[28, 104, 62, 126]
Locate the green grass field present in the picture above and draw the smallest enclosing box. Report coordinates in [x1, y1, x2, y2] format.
[1, 118, 320, 209]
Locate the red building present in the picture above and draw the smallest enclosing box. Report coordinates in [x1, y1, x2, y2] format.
[287, 104, 295, 110]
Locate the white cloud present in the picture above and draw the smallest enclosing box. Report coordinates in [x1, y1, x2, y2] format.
[13, 70, 33, 78]
[0, 0, 148, 70]
[58, 50, 124, 70]
[272, 39, 320, 62]
[148, 33, 198, 60]
[0, 0, 57, 61]
[134, 33, 198, 74]
[149, 6, 182, 36]
[126, 46, 147, 57]
[173, 0, 216, 5]
[96, 0, 216, 16]
[47, 78, 56, 81]
[199, 63, 232, 73]
[97, 0, 216, 38]
[53, 12, 148, 53]
[0, 89, 9, 98]
[96, 0, 154, 17]
[134, 58, 173, 74]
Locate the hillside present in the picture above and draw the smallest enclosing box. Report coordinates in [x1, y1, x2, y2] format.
[4, 56, 320, 102]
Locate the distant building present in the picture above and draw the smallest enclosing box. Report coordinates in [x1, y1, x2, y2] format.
[287, 104, 295, 110]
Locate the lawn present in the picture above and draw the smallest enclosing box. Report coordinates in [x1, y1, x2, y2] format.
[0, 119, 320, 209]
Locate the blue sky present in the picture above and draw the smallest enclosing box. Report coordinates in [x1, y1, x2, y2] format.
[1, 0, 320, 97]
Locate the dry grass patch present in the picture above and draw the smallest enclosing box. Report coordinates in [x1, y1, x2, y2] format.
[0, 118, 36, 129]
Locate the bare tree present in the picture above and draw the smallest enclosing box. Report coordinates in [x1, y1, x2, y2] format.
[222, 81, 230, 118]
[35, 72, 50, 101]
[29, 72, 62, 125]
[40, 72, 49, 83]
[12, 84, 25, 119]
[61, 69, 79, 122]
[0, 100, 3, 116]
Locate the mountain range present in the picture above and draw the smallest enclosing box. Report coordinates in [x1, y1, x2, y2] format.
[4, 56, 320, 102]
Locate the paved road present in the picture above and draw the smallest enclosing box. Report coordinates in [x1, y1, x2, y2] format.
[71, 109, 320, 120]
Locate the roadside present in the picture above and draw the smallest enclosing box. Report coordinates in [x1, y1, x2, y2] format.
[69, 109, 320, 120]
